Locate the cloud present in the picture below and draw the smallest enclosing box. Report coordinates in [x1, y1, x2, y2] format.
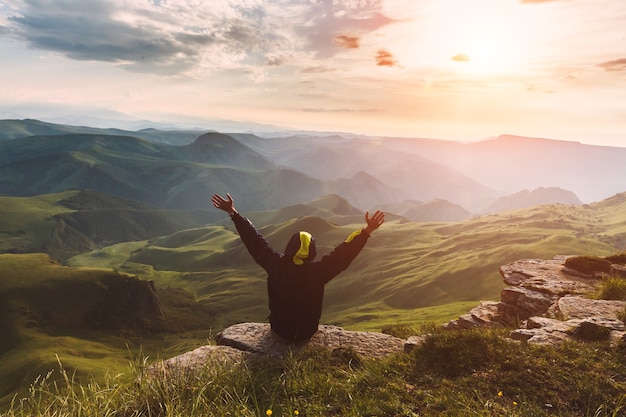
[335, 35, 359, 49]
[2, 0, 396, 76]
[299, 65, 334, 74]
[5, 0, 269, 75]
[264, 54, 293, 66]
[451, 53, 470, 62]
[290, 0, 395, 58]
[375, 49, 396, 67]
[597, 58, 626, 72]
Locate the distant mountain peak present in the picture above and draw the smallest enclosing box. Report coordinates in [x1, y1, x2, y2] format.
[401, 199, 471, 222]
[490, 134, 581, 147]
[176, 132, 273, 170]
[481, 187, 582, 214]
[307, 194, 362, 216]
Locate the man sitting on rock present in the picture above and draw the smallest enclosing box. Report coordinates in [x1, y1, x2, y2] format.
[212, 193, 385, 343]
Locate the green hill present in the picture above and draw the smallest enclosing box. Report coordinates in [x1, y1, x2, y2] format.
[0, 190, 221, 260]
[383, 198, 472, 222]
[68, 192, 626, 331]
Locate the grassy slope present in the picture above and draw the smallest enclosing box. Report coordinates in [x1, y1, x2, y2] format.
[0, 254, 215, 408]
[0, 254, 125, 404]
[0, 192, 75, 253]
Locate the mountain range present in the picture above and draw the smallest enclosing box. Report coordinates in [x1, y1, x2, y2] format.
[3, 119, 624, 214]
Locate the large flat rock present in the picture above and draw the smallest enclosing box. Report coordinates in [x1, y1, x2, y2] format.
[215, 322, 406, 359]
[499, 256, 599, 296]
[145, 322, 412, 377]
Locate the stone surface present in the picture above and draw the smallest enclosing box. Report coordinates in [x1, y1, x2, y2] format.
[510, 316, 626, 346]
[548, 296, 626, 320]
[509, 317, 573, 345]
[500, 286, 556, 319]
[145, 345, 249, 377]
[444, 301, 505, 330]
[404, 335, 428, 352]
[216, 322, 406, 359]
[499, 256, 599, 296]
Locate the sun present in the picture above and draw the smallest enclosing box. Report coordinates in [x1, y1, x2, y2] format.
[466, 38, 498, 68]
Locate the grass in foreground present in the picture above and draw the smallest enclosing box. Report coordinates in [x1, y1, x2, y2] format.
[3, 327, 626, 417]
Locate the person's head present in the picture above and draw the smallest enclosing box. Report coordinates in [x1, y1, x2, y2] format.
[284, 231, 317, 265]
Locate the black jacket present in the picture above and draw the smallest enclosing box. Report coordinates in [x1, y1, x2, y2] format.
[230, 212, 371, 341]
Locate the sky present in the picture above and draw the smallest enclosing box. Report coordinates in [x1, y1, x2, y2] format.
[1, 0, 625, 145]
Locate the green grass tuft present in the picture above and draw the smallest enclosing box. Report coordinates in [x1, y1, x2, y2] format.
[597, 276, 626, 301]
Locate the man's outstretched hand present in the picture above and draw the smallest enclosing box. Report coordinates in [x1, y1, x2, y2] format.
[364, 210, 385, 234]
[212, 193, 236, 214]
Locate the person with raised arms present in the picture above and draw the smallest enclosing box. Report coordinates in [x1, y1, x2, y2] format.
[212, 193, 384, 342]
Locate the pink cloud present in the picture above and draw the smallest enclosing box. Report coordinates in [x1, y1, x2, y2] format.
[376, 49, 396, 67]
[335, 35, 360, 49]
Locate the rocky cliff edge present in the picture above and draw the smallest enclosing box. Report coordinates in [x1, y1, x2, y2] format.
[446, 255, 626, 346]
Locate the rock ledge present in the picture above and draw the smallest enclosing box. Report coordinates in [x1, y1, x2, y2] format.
[447, 255, 626, 346]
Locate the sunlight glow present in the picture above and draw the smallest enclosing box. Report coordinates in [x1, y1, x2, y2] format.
[465, 38, 498, 67]
[386, 0, 538, 76]
[458, 33, 516, 75]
